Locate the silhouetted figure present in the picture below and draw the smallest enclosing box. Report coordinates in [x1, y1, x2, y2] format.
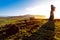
[23, 5, 56, 40]
[49, 5, 55, 21]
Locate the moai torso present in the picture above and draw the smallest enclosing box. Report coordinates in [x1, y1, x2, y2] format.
[49, 5, 55, 21]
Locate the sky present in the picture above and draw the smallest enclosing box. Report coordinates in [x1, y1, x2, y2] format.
[0, 0, 60, 18]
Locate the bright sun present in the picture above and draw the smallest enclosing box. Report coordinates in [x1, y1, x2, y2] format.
[52, 0, 60, 19]
[25, 0, 60, 19]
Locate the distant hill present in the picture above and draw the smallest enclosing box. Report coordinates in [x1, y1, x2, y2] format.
[0, 14, 46, 19]
[20, 14, 46, 19]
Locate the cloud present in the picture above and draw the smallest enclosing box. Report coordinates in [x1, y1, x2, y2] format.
[22, 3, 51, 18]
[21, 0, 60, 18]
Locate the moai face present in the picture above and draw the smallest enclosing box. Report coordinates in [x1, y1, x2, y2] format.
[51, 5, 55, 12]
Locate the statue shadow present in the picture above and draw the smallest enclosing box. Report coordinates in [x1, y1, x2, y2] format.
[23, 20, 55, 40]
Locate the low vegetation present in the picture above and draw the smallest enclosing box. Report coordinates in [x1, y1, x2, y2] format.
[0, 17, 60, 40]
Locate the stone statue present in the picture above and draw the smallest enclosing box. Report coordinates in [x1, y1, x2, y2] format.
[49, 5, 55, 21]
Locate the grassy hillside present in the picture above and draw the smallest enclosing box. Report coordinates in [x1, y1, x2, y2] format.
[0, 16, 29, 27]
[0, 16, 60, 40]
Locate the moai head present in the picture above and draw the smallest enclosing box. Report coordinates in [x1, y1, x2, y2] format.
[51, 5, 55, 12]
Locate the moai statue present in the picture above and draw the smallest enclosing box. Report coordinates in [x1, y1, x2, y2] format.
[49, 5, 55, 21]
